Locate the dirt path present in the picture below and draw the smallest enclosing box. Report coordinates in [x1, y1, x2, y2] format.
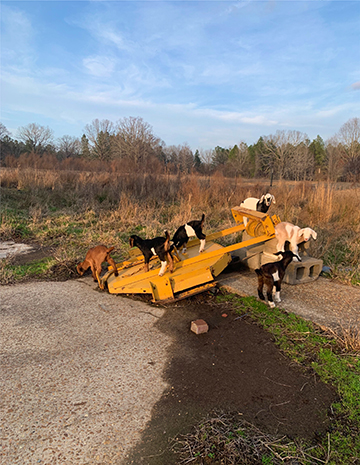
[220, 264, 360, 331]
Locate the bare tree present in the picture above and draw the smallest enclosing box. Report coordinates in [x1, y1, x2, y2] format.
[336, 117, 360, 180]
[0, 122, 10, 140]
[325, 137, 344, 182]
[16, 123, 54, 153]
[84, 119, 115, 161]
[227, 142, 250, 177]
[57, 135, 81, 159]
[84, 119, 114, 145]
[199, 148, 214, 175]
[114, 116, 161, 166]
[163, 143, 194, 174]
[261, 130, 310, 180]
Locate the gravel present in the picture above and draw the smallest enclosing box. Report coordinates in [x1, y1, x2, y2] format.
[220, 271, 360, 330]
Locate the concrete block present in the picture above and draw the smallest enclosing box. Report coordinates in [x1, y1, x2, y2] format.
[283, 256, 323, 285]
[191, 319, 209, 335]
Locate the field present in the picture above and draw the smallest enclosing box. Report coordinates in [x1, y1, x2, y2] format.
[1, 167, 360, 464]
[1, 167, 359, 285]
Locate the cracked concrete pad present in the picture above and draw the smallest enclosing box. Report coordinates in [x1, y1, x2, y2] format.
[0, 279, 171, 464]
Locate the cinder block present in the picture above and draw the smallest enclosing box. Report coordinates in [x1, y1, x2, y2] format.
[283, 256, 323, 285]
[191, 319, 209, 334]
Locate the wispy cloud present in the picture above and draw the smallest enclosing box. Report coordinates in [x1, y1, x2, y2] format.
[1, 1, 359, 149]
[83, 56, 116, 78]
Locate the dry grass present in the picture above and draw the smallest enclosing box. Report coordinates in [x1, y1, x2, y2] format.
[174, 411, 329, 464]
[1, 167, 359, 283]
[322, 321, 360, 355]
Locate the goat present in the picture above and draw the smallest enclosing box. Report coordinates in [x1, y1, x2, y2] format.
[275, 222, 317, 259]
[172, 213, 206, 255]
[255, 251, 300, 308]
[129, 230, 174, 276]
[77, 245, 119, 282]
[240, 194, 276, 226]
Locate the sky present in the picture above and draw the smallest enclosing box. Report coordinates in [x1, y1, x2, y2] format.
[1, 0, 359, 152]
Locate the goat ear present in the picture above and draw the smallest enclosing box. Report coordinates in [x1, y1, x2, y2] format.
[259, 195, 265, 203]
[272, 195, 276, 204]
[311, 230, 317, 240]
[298, 229, 305, 237]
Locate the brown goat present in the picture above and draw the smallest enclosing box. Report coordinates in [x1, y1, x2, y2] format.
[77, 245, 119, 282]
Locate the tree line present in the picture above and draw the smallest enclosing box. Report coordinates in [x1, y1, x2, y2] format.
[1, 116, 359, 182]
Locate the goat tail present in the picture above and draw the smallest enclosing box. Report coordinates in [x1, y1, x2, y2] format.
[107, 246, 115, 253]
[201, 213, 205, 225]
[164, 230, 171, 251]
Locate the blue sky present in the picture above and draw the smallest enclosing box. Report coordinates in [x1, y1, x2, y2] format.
[1, 0, 359, 151]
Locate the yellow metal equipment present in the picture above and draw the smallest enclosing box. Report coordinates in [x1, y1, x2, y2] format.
[100, 206, 281, 303]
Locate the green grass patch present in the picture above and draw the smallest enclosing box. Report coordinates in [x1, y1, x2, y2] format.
[0, 257, 57, 284]
[215, 291, 360, 464]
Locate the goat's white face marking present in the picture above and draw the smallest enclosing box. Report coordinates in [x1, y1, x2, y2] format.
[272, 271, 280, 281]
[158, 261, 167, 276]
[151, 247, 157, 256]
[184, 224, 196, 237]
[302, 228, 317, 241]
[199, 239, 206, 253]
[264, 193, 273, 206]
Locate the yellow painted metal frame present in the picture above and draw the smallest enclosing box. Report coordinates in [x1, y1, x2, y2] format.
[100, 207, 281, 302]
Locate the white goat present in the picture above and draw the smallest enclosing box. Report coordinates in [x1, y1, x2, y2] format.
[240, 193, 276, 226]
[275, 222, 317, 260]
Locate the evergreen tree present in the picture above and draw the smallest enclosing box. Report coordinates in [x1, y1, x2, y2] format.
[80, 134, 91, 158]
[194, 149, 202, 171]
[309, 135, 326, 167]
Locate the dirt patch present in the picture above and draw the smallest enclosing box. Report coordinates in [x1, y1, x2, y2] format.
[4, 243, 79, 281]
[6, 244, 53, 266]
[125, 294, 336, 465]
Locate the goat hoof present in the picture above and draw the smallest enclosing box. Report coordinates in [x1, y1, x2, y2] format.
[269, 302, 276, 308]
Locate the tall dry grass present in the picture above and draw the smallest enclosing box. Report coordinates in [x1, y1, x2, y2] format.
[1, 167, 359, 283]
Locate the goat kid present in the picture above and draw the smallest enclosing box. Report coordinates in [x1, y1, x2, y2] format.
[255, 251, 300, 308]
[77, 245, 119, 282]
[275, 222, 317, 259]
[129, 230, 174, 276]
[172, 213, 206, 254]
[240, 193, 275, 226]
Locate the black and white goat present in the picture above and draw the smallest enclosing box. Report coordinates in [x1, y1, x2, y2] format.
[172, 213, 206, 255]
[240, 193, 276, 226]
[255, 251, 300, 308]
[129, 231, 174, 276]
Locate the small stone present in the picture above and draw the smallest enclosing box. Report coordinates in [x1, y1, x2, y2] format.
[190, 319, 209, 334]
[222, 313, 228, 318]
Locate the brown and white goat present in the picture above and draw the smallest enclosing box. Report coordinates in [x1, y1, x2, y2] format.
[255, 251, 300, 308]
[129, 230, 174, 276]
[77, 245, 118, 281]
